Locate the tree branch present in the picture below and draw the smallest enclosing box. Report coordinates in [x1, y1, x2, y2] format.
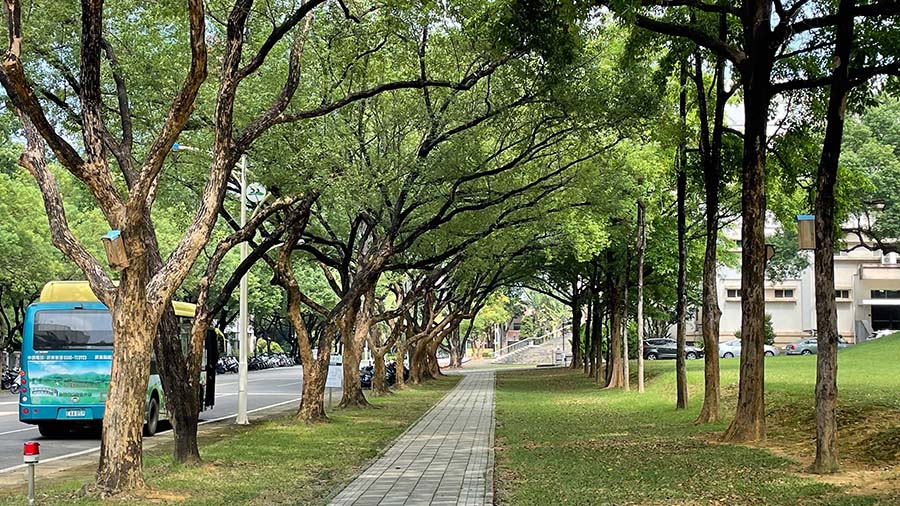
[16, 112, 115, 305]
[633, 14, 746, 65]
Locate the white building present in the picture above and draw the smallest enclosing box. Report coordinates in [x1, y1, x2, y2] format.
[684, 219, 900, 346]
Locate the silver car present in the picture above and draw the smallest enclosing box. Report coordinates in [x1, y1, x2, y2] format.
[718, 339, 779, 358]
[785, 337, 851, 355]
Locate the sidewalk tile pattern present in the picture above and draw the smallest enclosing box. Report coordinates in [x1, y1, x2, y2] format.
[329, 372, 495, 506]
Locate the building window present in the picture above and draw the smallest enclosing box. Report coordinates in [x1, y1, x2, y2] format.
[871, 290, 900, 299]
[774, 289, 794, 299]
[727, 289, 741, 298]
[835, 289, 850, 299]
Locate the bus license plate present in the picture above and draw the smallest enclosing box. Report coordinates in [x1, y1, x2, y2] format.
[65, 409, 86, 418]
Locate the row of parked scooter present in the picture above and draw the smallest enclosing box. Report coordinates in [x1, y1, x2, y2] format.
[215, 353, 298, 374]
[1, 367, 22, 394]
[359, 361, 410, 388]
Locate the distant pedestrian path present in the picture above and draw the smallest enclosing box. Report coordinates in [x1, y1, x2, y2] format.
[330, 372, 495, 506]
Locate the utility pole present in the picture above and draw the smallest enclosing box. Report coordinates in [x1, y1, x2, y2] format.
[172, 144, 252, 424]
[236, 154, 250, 425]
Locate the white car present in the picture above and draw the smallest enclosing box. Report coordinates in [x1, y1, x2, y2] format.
[873, 329, 895, 339]
[718, 339, 779, 358]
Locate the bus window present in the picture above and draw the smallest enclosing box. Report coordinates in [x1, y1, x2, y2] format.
[34, 311, 114, 349]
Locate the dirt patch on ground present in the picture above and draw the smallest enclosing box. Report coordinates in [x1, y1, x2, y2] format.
[764, 402, 900, 470]
[712, 386, 900, 500]
[710, 382, 900, 500]
[794, 467, 900, 498]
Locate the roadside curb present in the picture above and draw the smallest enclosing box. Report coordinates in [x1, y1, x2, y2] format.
[0, 397, 300, 489]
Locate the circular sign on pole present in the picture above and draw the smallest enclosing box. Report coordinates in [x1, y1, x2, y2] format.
[246, 183, 267, 203]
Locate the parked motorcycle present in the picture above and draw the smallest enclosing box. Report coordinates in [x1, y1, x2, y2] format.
[359, 361, 410, 388]
[2, 367, 22, 394]
[216, 353, 296, 373]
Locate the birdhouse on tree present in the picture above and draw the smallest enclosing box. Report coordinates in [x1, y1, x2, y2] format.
[796, 215, 815, 250]
[101, 230, 129, 271]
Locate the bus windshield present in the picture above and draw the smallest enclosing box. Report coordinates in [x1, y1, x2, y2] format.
[33, 310, 114, 350]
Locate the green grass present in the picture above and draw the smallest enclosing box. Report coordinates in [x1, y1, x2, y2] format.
[0, 376, 460, 506]
[494, 335, 900, 506]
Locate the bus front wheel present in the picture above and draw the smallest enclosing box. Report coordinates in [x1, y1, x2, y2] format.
[143, 396, 159, 437]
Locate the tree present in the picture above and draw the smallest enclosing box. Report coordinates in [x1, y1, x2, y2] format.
[811, 0, 854, 473]
[675, 59, 689, 410]
[636, 199, 647, 392]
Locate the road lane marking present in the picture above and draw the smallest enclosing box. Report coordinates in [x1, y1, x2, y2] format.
[199, 397, 300, 425]
[0, 426, 37, 436]
[0, 401, 19, 406]
[0, 412, 17, 417]
[276, 381, 301, 387]
[217, 375, 300, 387]
[0, 396, 301, 475]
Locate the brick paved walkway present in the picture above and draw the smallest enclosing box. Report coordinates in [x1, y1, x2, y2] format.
[329, 371, 495, 506]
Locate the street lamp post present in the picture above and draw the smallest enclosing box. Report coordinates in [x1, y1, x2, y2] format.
[236, 153, 250, 425]
[173, 144, 251, 425]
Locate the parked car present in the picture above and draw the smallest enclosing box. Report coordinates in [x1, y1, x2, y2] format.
[717, 339, 779, 358]
[643, 338, 703, 360]
[785, 337, 851, 355]
[873, 329, 896, 339]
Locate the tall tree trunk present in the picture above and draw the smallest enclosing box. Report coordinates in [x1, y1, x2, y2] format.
[97, 270, 157, 494]
[584, 293, 592, 376]
[636, 200, 646, 393]
[154, 308, 201, 465]
[695, 24, 727, 423]
[460, 318, 475, 364]
[298, 346, 330, 422]
[605, 268, 626, 389]
[426, 334, 444, 378]
[371, 350, 390, 395]
[594, 298, 603, 382]
[590, 294, 600, 379]
[273, 228, 331, 423]
[146, 220, 202, 464]
[394, 342, 408, 390]
[812, 0, 853, 474]
[448, 344, 463, 368]
[622, 254, 630, 391]
[723, 0, 774, 442]
[447, 325, 469, 368]
[339, 299, 369, 408]
[676, 61, 689, 410]
[571, 276, 582, 369]
[409, 338, 430, 384]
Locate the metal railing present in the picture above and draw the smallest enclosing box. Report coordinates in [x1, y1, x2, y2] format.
[493, 325, 571, 361]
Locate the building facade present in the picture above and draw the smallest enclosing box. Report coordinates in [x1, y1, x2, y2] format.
[684, 221, 900, 346]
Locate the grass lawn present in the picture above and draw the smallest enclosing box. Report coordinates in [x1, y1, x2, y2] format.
[494, 335, 900, 506]
[0, 376, 460, 506]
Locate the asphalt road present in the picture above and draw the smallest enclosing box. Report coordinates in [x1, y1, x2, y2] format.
[0, 365, 304, 473]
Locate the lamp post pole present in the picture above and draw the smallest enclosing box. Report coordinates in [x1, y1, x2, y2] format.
[236, 153, 250, 425]
[172, 144, 252, 424]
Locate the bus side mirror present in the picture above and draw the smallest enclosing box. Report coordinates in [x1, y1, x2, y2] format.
[101, 230, 130, 271]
